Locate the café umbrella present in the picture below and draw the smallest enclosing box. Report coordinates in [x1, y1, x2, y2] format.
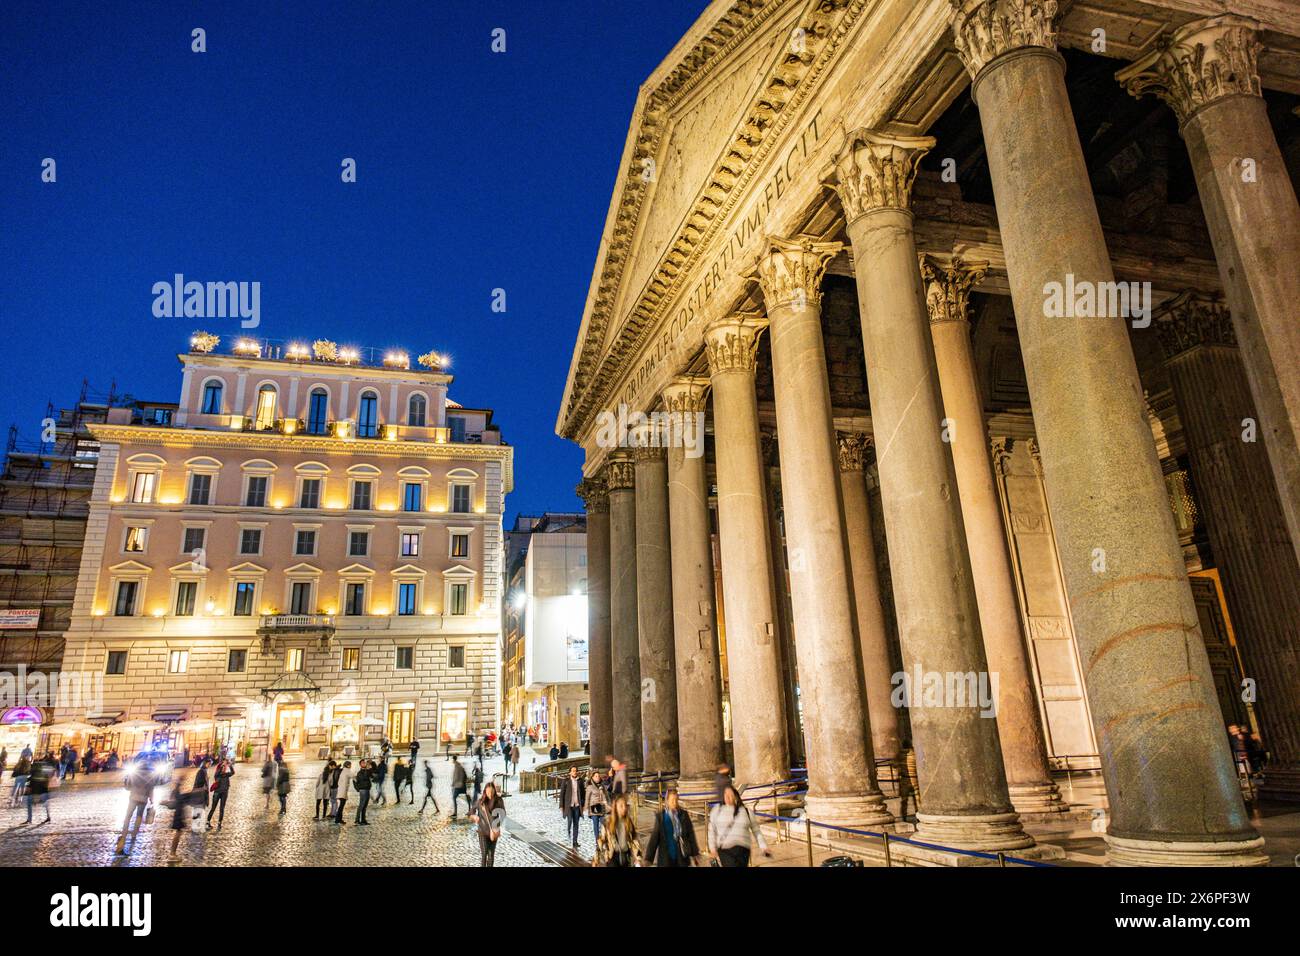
[43, 721, 99, 736]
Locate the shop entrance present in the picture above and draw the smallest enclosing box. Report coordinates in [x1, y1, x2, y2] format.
[275, 704, 305, 754]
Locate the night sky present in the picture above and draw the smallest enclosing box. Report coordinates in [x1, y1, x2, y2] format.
[1, 1, 707, 520]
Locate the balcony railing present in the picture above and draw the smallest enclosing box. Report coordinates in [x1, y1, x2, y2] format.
[259, 614, 334, 631]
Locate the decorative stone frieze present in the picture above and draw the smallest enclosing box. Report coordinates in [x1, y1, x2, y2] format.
[750, 235, 842, 312]
[950, 0, 1060, 80]
[919, 254, 989, 325]
[825, 129, 935, 220]
[1116, 15, 1262, 126]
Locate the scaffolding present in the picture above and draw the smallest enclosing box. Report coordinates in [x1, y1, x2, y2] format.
[0, 380, 116, 673]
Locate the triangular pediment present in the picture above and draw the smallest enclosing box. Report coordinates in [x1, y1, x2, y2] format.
[227, 562, 268, 575]
[108, 560, 152, 574]
[284, 563, 322, 576]
[443, 563, 477, 579]
[337, 563, 375, 576]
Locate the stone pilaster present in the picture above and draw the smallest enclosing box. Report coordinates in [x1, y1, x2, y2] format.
[827, 128, 1031, 852]
[954, 0, 1263, 864]
[575, 477, 613, 766]
[751, 235, 892, 828]
[1118, 15, 1300, 573]
[660, 378, 726, 793]
[604, 454, 643, 770]
[837, 431, 901, 764]
[920, 253, 1064, 815]
[703, 315, 790, 788]
[1155, 291, 1300, 798]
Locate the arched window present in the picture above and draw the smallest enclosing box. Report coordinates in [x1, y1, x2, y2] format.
[357, 391, 378, 438]
[254, 384, 277, 430]
[200, 381, 223, 415]
[307, 388, 329, 435]
[408, 394, 427, 427]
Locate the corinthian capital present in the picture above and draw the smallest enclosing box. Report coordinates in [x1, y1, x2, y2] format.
[919, 254, 988, 325]
[704, 314, 768, 376]
[749, 236, 842, 312]
[837, 431, 873, 472]
[1115, 15, 1262, 125]
[1153, 291, 1237, 361]
[950, 0, 1060, 80]
[661, 376, 711, 415]
[575, 477, 609, 514]
[825, 129, 934, 221]
[604, 456, 636, 492]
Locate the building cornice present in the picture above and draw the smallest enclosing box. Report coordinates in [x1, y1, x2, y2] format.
[179, 352, 454, 386]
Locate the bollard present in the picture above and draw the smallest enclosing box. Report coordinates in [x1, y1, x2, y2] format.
[773, 792, 782, 842]
[805, 817, 815, 867]
[997, 851, 1006, 868]
[882, 830, 892, 868]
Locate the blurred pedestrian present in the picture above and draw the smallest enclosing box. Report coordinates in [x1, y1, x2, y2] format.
[261, 756, 275, 809]
[558, 764, 586, 848]
[707, 785, 769, 867]
[315, 761, 336, 819]
[334, 760, 353, 824]
[207, 758, 234, 829]
[24, 752, 57, 824]
[419, 760, 440, 815]
[594, 793, 640, 867]
[450, 757, 469, 820]
[584, 770, 609, 843]
[275, 757, 291, 815]
[644, 789, 699, 867]
[353, 760, 372, 824]
[474, 781, 506, 867]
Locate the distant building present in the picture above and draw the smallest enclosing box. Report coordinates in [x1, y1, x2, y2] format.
[52, 334, 512, 761]
[501, 512, 588, 750]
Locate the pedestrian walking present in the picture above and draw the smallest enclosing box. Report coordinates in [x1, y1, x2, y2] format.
[509, 742, 520, 777]
[644, 789, 700, 867]
[315, 761, 335, 819]
[372, 754, 388, 806]
[117, 761, 159, 853]
[10, 754, 31, 806]
[166, 765, 207, 860]
[707, 785, 770, 868]
[419, 760, 440, 815]
[261, 756, 276, 808]
[609, 758, 628, 798]
[207, 759, 234, 829]
[593, 793, 641, 867]
[450, 757, 469, 820]
[273, 740, 284, 762]
[713, 763, 732, 804]
[471, 761, 483, 807]
[474, 781, 506, 867]
[583, 770, 609, 843]
[24, 753, 57, 824]
[334, 760, 353, 824]
[353, 760, 372, 824]
[558, 765, 585, 849]
[275, 757, 291, 815]
[895, 739, 917, 821]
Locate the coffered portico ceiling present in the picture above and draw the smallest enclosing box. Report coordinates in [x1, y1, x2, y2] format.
[555, 0, 1300, 444]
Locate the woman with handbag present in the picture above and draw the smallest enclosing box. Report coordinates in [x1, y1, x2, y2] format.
[593, 793, 641, 867]
[315, 761, 336, 819]
[643, 788, 700, 867]
[707, 785, 770, 868]
[474, 781, 507, 867]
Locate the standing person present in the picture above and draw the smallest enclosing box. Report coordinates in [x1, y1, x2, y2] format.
[464, 731, 473, 757]
[391, 758, 410, 805]
[509, 742, 520, 777]
[593, 793, 641, 867]
[261, 756, 276, 809]
[353, 760, 372, 824]
[559, 741, 569, 760]
[371, 753, 388, 806]
[644, 789, 700, 867]
[449, 757, 469, 820]
[24, 753, 57, 824]
[419, 760, 440, 815]
[334, 760, 353, 825]
[273, 740, 284, 762]
[471, 761, 483, 807]
[275, 757, 291, 815]
[707, 785, 770, 868]
[713, 763, 732, 805]
[583, 770, 609, 843]
[558, 765, 585, 849]
[207, 759, 234, 830]
[473, 736, 485, 770]
[0, 747, 7, 773]
[315, 761, 335, 819]
[894, 739, 916, 821]
[408, 737, 420, 767]
[549, 743, 559, 763]
[474, 781, 506, 867]
[11, 753, 31, 806]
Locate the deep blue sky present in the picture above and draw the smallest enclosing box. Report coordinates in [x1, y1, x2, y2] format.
[1, 1, 706, 520]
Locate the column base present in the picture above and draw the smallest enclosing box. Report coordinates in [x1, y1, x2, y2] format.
[1009, 780, 1069, 816]
[673, 777, 717, 805]
[804, 791, 895, 830]
[913, 811, 1036, 853]
[1106, 833, 1269, 867]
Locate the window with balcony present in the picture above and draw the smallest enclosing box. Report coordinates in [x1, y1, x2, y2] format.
[124, 526, 148, 553]
[174, 581, 197, 616]
[401, 532, 420, 557]
[239, 528, 262, 555]
[168, 649, 189, 674]
[447, 582, 467, 616]
[227, 649, 247, 673]
[349, 531, 369, 557]
[307, 388, 329, 435]
[351, 481, 372, 511]
[295, 529, 317, 556]
[402, 482, 422, 512]
[397, 582, 417, 616]
[450, 484, 471, 514]
[254, 384, 278, 430]
[113, 580, 138, 617]
[450, 533, 469, 559]
[245, 475, 268, 508]
[129, 471, 157, 504]
[290, 582, 313, 615]
[357, 391, 379, 438]
[188, 473, 212, 505]
[201, 381, 223, 415]
[408, 394, 427, 427]
[233, 581, 257, 616]
[344, 582, 366, 616]
[285, 647, 304, 672]
[299, 478, 321, 509]
[105, 650, 128, 675]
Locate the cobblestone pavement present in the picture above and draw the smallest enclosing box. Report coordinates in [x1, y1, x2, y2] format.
[0, 751, 561, 868]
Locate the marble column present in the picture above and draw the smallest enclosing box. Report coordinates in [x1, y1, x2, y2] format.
[604, 455, 643, 770]
[837, 432, 901, 764]
[825, 131, 1029, 852]
[703, 315, 790, 788]
[1155, 292, 1300, 797]
[761, 430, 806, 769]
[951, 0, 1262, 864]
[920, 253, 1064, 815]
[631, 433, 679, 773]
[752, 236, 892, 827]
[662, 377, 727, 791]
[1119, 15, 1300, 571]
[576, 477, 613, 766]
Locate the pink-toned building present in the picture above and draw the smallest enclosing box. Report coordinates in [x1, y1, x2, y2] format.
[55, 335, 512, 760]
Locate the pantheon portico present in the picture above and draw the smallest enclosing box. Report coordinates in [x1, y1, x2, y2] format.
[558, 0, 1300, 866]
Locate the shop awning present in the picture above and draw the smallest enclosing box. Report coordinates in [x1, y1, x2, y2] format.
[214, 706, 246, 721]
[85, 711, 123, 727]
[152, 709, 187, 723]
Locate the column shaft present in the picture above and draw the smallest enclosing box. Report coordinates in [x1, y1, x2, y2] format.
[633, 445, 679, 773]
[577, 479, 613, 765]
[605, 458, 643, 770]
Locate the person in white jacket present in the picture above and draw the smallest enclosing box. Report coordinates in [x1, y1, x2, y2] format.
[707, 785, 770, 868]
[333, 761, 353, 825]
